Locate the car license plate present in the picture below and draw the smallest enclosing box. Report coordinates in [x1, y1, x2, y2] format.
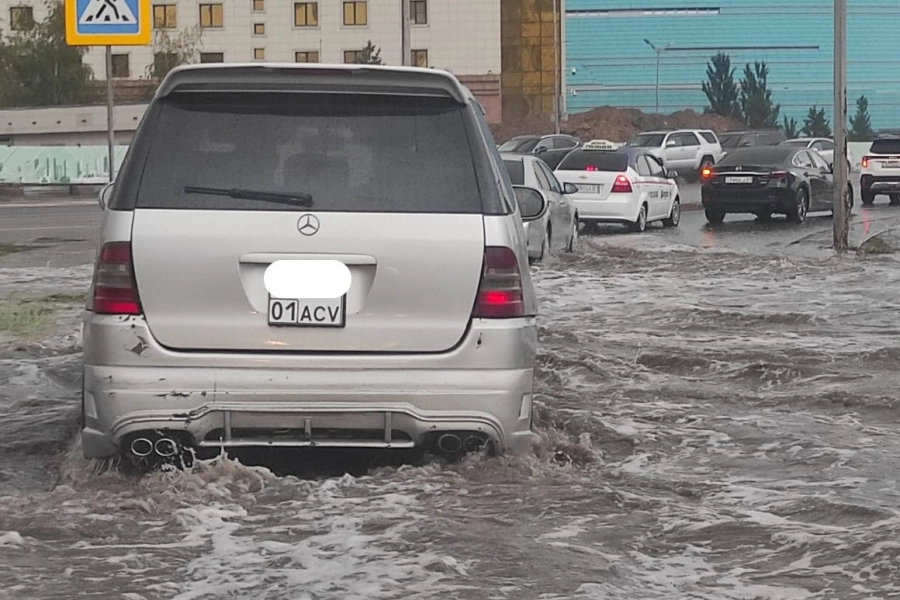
[883, 161, 900, 169]
[576, 184, 600, 193]
[268, 296, 346, 327]
[725, 176, 754, 184]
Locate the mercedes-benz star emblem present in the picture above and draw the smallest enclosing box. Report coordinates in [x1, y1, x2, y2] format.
[297, 214, 320, 236]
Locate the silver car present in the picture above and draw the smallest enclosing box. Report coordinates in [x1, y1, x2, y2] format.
[81, 63, 543, 467]
[500, 153, 579, 262]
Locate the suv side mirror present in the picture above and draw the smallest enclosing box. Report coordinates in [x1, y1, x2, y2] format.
[98, 182, 114, 211]
[534, 145, 548, 154]
[512, 185, 548, 222]
[563, 182, 578, 194]
[665, 139, 677, 147]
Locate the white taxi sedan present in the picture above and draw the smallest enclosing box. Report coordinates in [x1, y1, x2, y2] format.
[554, 146, 681, 233]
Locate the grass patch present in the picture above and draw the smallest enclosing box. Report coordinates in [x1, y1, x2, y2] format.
[857, 236, 897, 256]
[0, 292, 86, 337]
[0, 243, 30, 258]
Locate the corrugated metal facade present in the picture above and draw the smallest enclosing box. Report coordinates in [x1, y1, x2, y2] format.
[565, 0, 900, 128]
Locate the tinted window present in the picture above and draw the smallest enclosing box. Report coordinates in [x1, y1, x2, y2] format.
[700, 131, 718, 144]
[793, 152, 815, 169]
[821, 140, 835, 150]
[136, 92, 482, 213]
[719, 133, 743, 149]
[503, 160, 525, 185]
[783, 139, 810, 147]
[498, 137, 539, 153]
[644, 154, 666, 177]
[870, 139, 900, 155]
[718, 147, 792, 167]
[761, 133, 785, 145]
[557, 150, 629, 171]
[627, 133, 665, 148]
[551, 136, 578, 150]
[532, 161, 552, 190]
[537, 160, 562, 192]
[674, 132, 700, 146]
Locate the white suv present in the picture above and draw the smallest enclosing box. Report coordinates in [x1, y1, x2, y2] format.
[624, 129, 724, 177]
[860, 137, 900, 205]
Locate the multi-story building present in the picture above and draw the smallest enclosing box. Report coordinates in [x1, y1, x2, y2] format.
[1, 0, 504, 122]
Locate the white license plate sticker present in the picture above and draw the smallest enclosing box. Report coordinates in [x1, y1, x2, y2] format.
[725, 176, 754, 184]
[883, 161, 900, 169]
[268, 296, 346, 327]
[576, 184, 601, 193]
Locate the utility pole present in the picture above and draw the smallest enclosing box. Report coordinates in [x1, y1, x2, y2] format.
[643, 39, 669, 114]
[833, 0, 849, 251]
[552, 0, 560, 134]
[400, 0, 410, 66]
[105, 45, 115, 182]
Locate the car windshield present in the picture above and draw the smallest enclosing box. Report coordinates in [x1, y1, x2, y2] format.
[717, 147, 792, 167]
[502, 159, 526, 185]
[626, 133, 665, 148]
[498, 137, 540, 153]
[557, 150, 629, 172]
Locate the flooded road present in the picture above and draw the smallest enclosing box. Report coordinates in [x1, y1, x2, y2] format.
[2, 216, 900, 598]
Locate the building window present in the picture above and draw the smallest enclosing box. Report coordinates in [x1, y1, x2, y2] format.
[343, 50, 364, 64]
[9, 6, 34, 31]
[343, 1, 367, 26]
[200, 52, 224, 63]
[252, 0, 265, 11]
[152, 4, 176, 29]
[410, 0, 427, 24]
[254, 48, 266, 60]
[293, 2, 318, 27]
[295, 51, 320, 63]
[253, 22, 265, 35]
[110, 54, 130, 78]
[199, 4, 223, 28]
[153, 52, 177, 78]
[411, 49, 428, 67]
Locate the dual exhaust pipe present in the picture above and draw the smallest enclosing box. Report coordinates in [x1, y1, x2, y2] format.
[436, 432, 488, 456]
[130, 436, 180, 459]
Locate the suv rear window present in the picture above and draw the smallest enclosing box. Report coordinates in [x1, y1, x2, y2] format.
[557, 150, 629, 171]
[870, 139, 900, 155]
[699, 131, 718, 144]
[503, 159, 525, 184]
[135, 92, 482, 213]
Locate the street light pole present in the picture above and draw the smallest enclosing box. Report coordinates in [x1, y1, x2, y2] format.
[833, 0, 849, 251]
[644, 39, 666, 114]
[552, 0, 560, 134]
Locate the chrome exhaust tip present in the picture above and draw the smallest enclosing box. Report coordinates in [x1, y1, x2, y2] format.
[130, 437, 154, 457]
[154, 437, 180, 458]
[437, 433, 462, 454]
[463, 434, 487, 453]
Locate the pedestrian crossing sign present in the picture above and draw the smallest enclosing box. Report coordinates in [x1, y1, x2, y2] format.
[65, 0, 151, 46]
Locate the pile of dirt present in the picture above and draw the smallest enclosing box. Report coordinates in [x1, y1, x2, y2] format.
[491, 107, 745, 144]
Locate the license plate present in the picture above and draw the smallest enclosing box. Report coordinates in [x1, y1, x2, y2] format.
[725, 176, 754, 184]
[883, 161, 900, 169]
[576, 184, 600, 193]
[268, 296, 346, 327]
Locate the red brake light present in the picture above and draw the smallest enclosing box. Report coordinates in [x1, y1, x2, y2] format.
[585, 165, 598, 172]
[610, 174, 633, 193]
[769, 171, 788, 180]
[472, 247, 525, 318]
[91, 242, 142, 315]
[862, 156, 870, 168]
[701, 167, 713, 179]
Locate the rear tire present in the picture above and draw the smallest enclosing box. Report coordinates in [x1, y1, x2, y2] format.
[662, 199, 681, 228]
[705, 206, 726, 224]
[632, 204, 648, 233]
[862, 190, 876, 206]
[788, 188, 810, 224]
[566, 216, 578, 252]
[890, 194, 900, 206]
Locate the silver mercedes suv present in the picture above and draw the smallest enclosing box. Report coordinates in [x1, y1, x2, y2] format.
[81, 64, 541, 467]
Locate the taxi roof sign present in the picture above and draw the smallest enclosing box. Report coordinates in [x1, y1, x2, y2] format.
[65, 0, 151, 46]
[583, 139, 618, 150]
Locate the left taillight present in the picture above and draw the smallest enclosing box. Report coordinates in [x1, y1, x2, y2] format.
[90, 242, 142, 315]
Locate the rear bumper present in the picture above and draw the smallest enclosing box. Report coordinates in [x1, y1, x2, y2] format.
[572, 193, 640, 223]
[861, 174, 900, 193]
[702, 187, 796, 213]
[81, 313, 538, 458]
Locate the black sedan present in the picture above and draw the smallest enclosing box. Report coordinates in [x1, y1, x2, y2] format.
[700, 146, 853, 225]
[497, 134, 581, 170]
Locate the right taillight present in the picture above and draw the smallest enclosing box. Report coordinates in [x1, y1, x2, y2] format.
[862, 156, 870, 168]
[701, 167, 713, 179]
[472, 247, 525, 318]
[91, 242, 142, 315]
[610, 174, 633, 193]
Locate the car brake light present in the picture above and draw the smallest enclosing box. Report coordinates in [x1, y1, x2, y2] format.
[585, 165, 598, 172]
[769, 171, 788, 180]
[862, 156, 870, 168]
[91, 242, 142, 315]
[701, 167, 713, 179]
[610, 174, 633, 193]
[472, 247, 525, 318]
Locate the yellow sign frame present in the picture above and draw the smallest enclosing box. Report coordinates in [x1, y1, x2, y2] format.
[65, 0, 151, 46]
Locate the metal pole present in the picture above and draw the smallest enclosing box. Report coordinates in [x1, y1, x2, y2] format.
[400, 0, 410, 65]
[833, 0, 849, 251]
[105, 45, 115, 182]
[655, 51, 661, 114]
[552, 0, 560, 134]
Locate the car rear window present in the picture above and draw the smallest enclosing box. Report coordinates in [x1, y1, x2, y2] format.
[719, 134, 743, 149]
[870, 139, 900, 155]
[502, 159, 525, 185]
[557, 150, 629, 171]
[699, 131, 718, 144]
[717, 147, 792, 167]
[135, 91, 482, 213]
[626, 133, 665, 148]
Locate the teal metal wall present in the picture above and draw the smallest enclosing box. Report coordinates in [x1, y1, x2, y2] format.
[0, 146, 128, 185]
[566, 0, 900, 129]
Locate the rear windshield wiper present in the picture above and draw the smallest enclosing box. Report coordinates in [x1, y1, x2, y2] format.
[184, 186, 313, 207]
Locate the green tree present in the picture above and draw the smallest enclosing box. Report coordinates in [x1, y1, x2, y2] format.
[701, 52, 739, 118]
[0, 1, 95, 108]
[145, 26, 203, 80]
[849, 95, 874, 141]
[738, 61, 780, 129]
[355, 40, 382, 65]
[781, 116, 799, 139]
[801, 106, 831, 137]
